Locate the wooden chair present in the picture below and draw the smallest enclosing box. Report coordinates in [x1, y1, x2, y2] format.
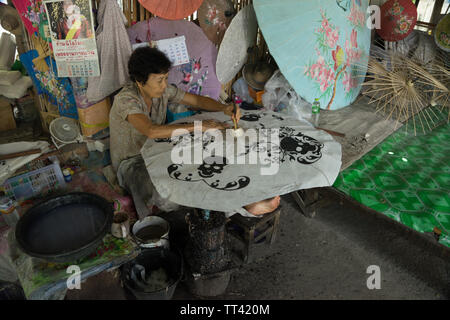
[227, 208, 281, 263]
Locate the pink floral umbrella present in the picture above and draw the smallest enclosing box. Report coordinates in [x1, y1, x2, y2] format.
[127, 17, 221, 100]
[254, 0, 371, 110]
[197, 0, 235, 46]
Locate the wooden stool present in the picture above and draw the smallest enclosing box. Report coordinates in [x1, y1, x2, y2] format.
[227, 208, 281, 263]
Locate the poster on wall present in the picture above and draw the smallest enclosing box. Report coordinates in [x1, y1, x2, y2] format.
[43, 0, 100, 77]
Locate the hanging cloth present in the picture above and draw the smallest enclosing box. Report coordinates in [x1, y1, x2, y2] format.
[86, 0, 132, 103]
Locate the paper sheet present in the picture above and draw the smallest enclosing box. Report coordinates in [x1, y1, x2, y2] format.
[155, 36, 189, 66]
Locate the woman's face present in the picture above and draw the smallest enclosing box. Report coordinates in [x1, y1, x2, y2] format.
[138, 73, 169, 98]
[63, 0, 74, 17]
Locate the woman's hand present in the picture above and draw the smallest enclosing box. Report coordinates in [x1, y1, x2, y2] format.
[224, 104, 241, 124]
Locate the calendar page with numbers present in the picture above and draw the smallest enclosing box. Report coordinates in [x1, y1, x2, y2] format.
[44, 0, 100, 78]
[155, 36, 190, 67]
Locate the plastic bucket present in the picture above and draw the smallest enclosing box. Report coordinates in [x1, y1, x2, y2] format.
[132, 216, 170, 249]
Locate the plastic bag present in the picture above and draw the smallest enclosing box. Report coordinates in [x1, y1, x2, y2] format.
[262, 70, 312, 121]
[0, 71, 21, 86]
[232, 77, 253, 103]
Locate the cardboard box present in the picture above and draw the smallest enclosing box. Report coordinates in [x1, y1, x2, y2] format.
[0, 97, 16, 132]
[77, 98, 111, 137]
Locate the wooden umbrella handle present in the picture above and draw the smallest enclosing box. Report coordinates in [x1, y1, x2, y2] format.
[315, 127, 345, 137]
[233, 103, 238, 130]
[0, 149, 42, 161]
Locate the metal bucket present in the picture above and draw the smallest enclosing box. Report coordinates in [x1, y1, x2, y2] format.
[185, 269, 232, 297]
[132, 216, 170, 249]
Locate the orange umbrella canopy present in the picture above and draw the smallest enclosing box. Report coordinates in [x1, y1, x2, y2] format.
[138, 0, 204, 20]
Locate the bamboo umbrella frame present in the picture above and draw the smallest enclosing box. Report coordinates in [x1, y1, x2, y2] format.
[357, 45, 449, 136]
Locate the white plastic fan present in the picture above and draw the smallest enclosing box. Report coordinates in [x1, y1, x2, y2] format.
[49, 117, 83, 149]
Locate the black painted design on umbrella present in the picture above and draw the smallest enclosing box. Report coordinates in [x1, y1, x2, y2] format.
[238, 127, 323, 165]
[198, 158, 227, 178]
[240, 114, 263, 122]
[168, 156, 250, 191]
[154, 137, 172, 143]
[278, 127, 324, 164]
[155, 131, 216, 150]
[272, 114, 284, 121]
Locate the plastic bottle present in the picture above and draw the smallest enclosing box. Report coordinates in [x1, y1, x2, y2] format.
[312, 98, 320, 127]
[0, 196, 20, 228]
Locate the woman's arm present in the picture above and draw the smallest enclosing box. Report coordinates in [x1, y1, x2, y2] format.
[127, 114, 227, 139]
[181, 93, 241, 121]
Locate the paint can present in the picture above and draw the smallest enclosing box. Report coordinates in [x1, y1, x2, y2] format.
[132, 216, 170, 249]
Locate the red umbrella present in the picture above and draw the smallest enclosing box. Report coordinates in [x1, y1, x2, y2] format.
[138, 0, 204, 20]
[377, 0, 417, 42]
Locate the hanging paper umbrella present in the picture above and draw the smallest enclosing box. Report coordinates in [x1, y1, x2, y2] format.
[254, 0, 371, 110]
[377, 0, 417, 42]
[137, 0, 203, 21]
[128, 17, 222, 100]
[216, 4, 257, 85]
[434, 14, 450, 52]
[11, 0, 50, 40]
[198, 0, 235, 46]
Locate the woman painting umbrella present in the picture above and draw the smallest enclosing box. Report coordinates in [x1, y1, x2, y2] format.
[110, 47, 280, 218]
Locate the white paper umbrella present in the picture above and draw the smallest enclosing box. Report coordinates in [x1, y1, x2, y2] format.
[216, 4, 257, 84]
[254, 0, 371, 110]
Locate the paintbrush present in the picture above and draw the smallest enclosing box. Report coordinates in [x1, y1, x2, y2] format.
[232, 103, 238, 130]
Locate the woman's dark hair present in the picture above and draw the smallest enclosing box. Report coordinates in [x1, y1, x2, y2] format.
[128, 47, 172, 85]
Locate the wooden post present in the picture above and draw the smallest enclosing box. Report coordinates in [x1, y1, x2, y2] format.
[124, 0, 131, 26]
[132, 0, 137, 24]
[430, 0, 445, 25]
[139, 3, 145, 21]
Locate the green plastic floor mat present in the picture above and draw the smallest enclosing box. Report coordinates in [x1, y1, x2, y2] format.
[334, 107, 450, 247]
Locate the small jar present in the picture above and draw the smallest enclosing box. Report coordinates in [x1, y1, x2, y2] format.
[63, 168, 72, 182]
[0, 197, 20, 228]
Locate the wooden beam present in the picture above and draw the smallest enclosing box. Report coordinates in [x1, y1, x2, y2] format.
[132, 0, 137, 24]
[139, 3, 145, 21]
[430, 0, 444, 25]
[124, 0, 131, 26]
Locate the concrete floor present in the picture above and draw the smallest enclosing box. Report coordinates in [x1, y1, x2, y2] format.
[66, 191, 450, 300]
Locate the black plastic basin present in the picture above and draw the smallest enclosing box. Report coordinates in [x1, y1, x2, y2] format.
[15, 192, 113, 263]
